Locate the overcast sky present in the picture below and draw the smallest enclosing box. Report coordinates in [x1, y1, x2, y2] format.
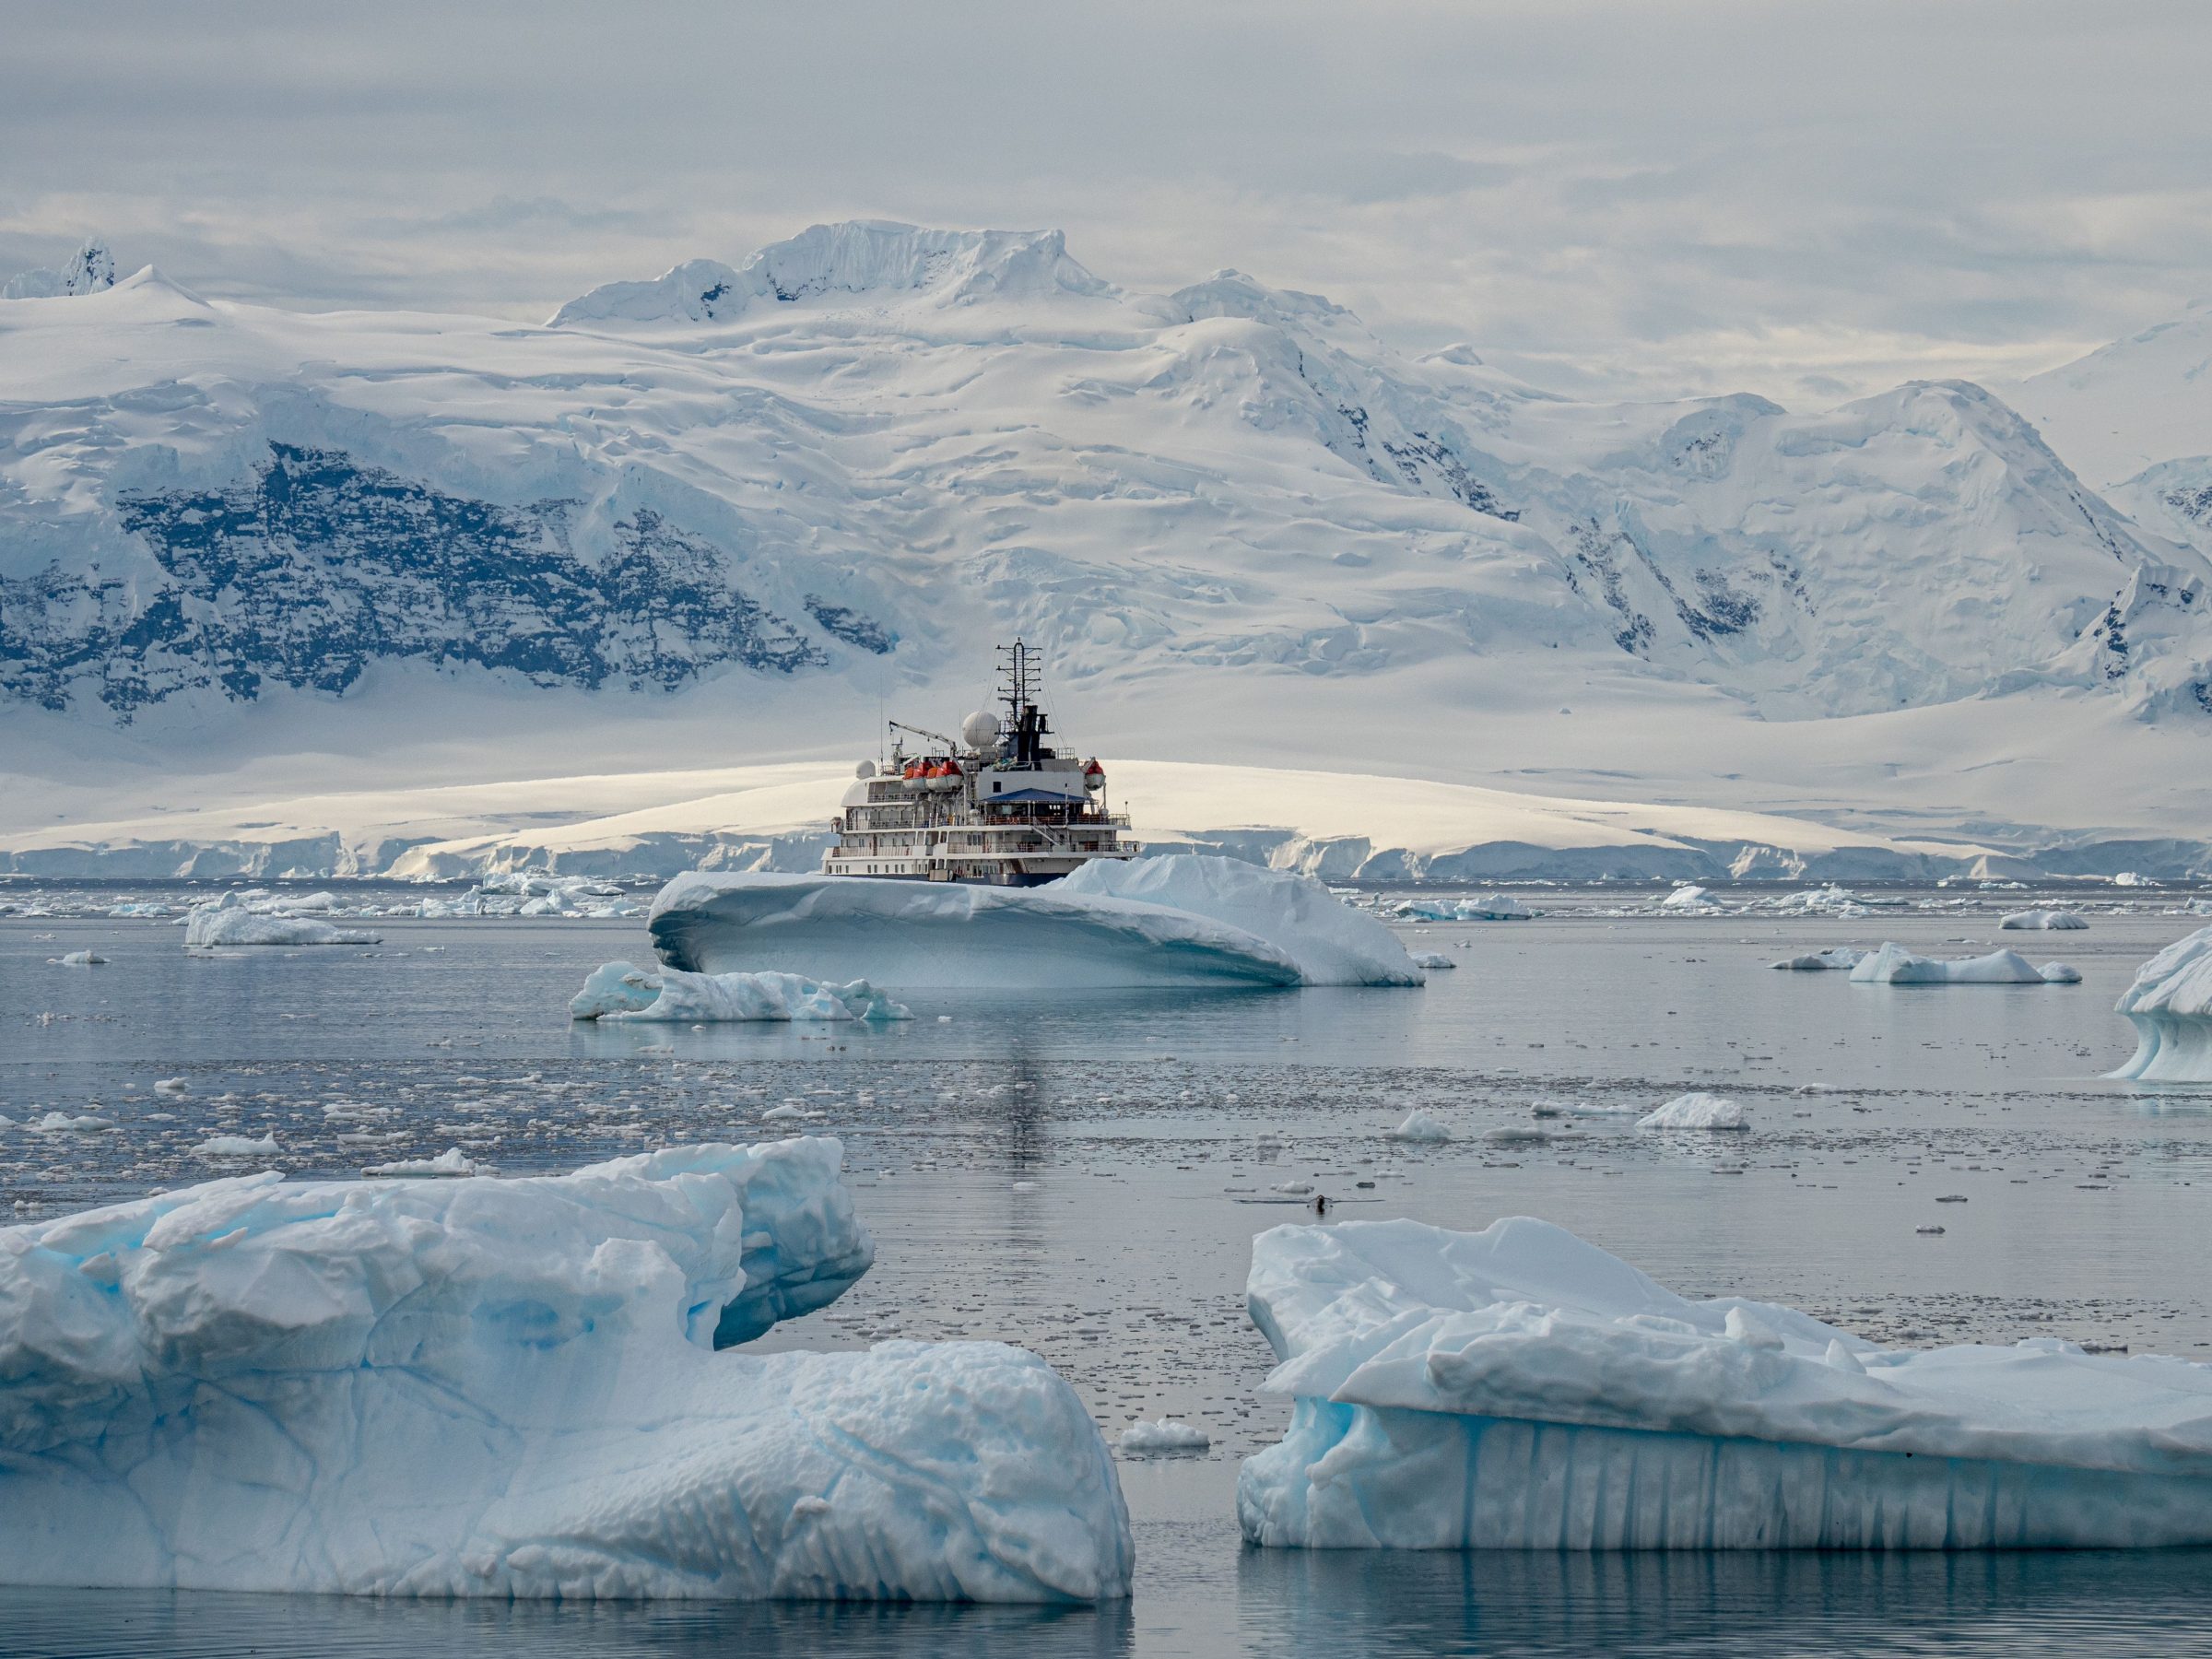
[5, 0, 2207, 403]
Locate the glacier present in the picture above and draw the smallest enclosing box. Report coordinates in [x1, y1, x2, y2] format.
[570, 959, 910, 1023]
[0, 1137, 1133, 1600]
[648, 854, 1422, 989]
[1238, 1217, 2212, 1550]
[2111, 924, 2212, 1083]
[5, 223, 2212, 888]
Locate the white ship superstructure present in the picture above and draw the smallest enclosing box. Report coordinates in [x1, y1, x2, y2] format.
[824, 641, 1135, 886]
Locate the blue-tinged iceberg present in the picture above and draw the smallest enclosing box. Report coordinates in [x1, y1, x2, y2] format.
[1848, 942, 2074, 984]
[2112, 924, 2212, 1083]
[0, 1138, 1132, 1600]
[570, 960, 910, 1023]
[1239, 1217, 2212, 1549]
[649, 854, 1422, 989]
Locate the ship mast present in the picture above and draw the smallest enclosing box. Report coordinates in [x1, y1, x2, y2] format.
[998, 638, 1053, 768]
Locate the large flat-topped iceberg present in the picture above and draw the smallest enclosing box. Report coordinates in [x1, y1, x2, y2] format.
[650, 855, 1421, 989]
[1849, 942, 2075, 984]
[2112, 924, 2212, 1083]
[0, 1138, 1132, 1601]
[1239, 1217, 2212, 1550]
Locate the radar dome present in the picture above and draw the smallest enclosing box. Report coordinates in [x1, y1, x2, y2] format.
[960, 710, 1001, 748]
[855, 759, 877, 779]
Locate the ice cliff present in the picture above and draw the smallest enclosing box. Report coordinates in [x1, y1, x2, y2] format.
[1238, 1217, 2212, 1549]
[2111, 924, 2212, 1083]
[0, 1138, 1133, 1600]
[648, 855, 1422, 989]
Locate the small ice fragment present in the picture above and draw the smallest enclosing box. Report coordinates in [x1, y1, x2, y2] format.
[194, 1134, 278, 1159]
[1118, 1418, 1210, 1453]
[56, 950, 106, 968]
[153, 1077, 188, 1096]
[363, 1147, 485, 1178]
[1386, 1109, 1452, 1143]
[1411, 951, 1455, 970]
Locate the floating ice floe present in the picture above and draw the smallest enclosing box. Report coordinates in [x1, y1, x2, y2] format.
[1386, 1109, 1453, 1143]
[1848, 943, 2075, 985]
[0, 1138, 1132, 1600]
[1660, 885, 1721, 912]
[417, 872, 646, 920]
[1118, 1419, 1210, 1453]
[2001, 909, 2088, 930]
[2110, 924, 2212, 1083]
[32, 1112, 114, 1133]
[1637, 1092, 1748, 1130]
[184, 894, 381, 947]
[570, 960, 911, 1024]
[1238, 1216, 2212, 1548]
[649, 854, 1421, 989]
[1768, 947, 1867, 971]
[362, 1147, 485, 1178]
[1410, 951, 1455, 970]
[1397, 894, 1533, 923]
[192, 1133, 278, 1158]
[1753, 886, 1876, 919]
[54, 949, 105, 967]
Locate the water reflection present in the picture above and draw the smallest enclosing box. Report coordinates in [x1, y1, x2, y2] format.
[0, 1589, 1135, 1659]
[1236, 1546, 2212, 1656]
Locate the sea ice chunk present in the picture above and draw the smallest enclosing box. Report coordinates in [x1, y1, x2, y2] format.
[0, 1137, 1131, 1600]
[1410, 951, 1455, 969]
[362, 1147, 485, 1177]
[1769, 947, 1867, 971]
[2110, 924, 2212, 1083]
[1386, 1109, 1453, 1143]
[2001, 909, 2088, 930]
[1118, 1418, 1211, 1453]
[55, 950, 104, 967]
[1238, 1217, 2212, 1549]
[184, 893, 380, 947]
[1848, 943, 2065, 984]
[570, 960, 911, 1023]
[649, 855, 1420, 989]
[1637, 1092, 1748, 1129]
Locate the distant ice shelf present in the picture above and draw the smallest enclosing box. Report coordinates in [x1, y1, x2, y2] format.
[0, 1137, 1132, 1600]
[648, 854, 1422, 989]
[1239, 1217, 2212, 1549]
[2112, 924, 2212, 1083]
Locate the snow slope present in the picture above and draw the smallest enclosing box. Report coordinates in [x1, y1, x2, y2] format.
[5, 223, 2211, 867]
[0, 1138, 1134, 1599]
[1240, 1217, 2212, 1549]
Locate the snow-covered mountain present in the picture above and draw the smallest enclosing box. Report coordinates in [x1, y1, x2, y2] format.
[0, 236, 116, 300]
[4, 224, 2210, 877]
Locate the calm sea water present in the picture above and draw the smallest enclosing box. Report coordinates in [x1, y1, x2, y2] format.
[4, 881, 2210, 1656]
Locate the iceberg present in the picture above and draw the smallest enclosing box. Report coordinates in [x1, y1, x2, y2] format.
[1769, 947, 1866, 971]
[1637, 1092, 1748, 1129]
[1117, 1418, 1210, 1453]
[1848, 943, 2070, 984]
[649, 855, 1421, 989]
[2111, 924, 2212, 1082]
[570, 960, 910, 1023]
[1239, 1217, 2212, 1549]
[2001, 909, 2088, 930]
[184, 894, 380, 947]
[1386, 1109, 1453, 1143]
[0, 1138, 1132, 1601]
[1410, 950, 1456, 969]
[1398, 893, 1533, 922]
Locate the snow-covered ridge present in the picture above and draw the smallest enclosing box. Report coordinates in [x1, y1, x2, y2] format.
[1240, 1217, 2212, 1548]
[0, 1138, 1134, 1599]
[548, 221, 1112, 326]
[5, 222, 2211, 862]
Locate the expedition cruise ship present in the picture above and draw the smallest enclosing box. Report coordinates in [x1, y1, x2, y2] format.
[824, 641, 1135, 886]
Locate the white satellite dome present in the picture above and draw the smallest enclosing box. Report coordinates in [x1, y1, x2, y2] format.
[959, 710, 1001, 748]
[854, 759, 876, 779]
